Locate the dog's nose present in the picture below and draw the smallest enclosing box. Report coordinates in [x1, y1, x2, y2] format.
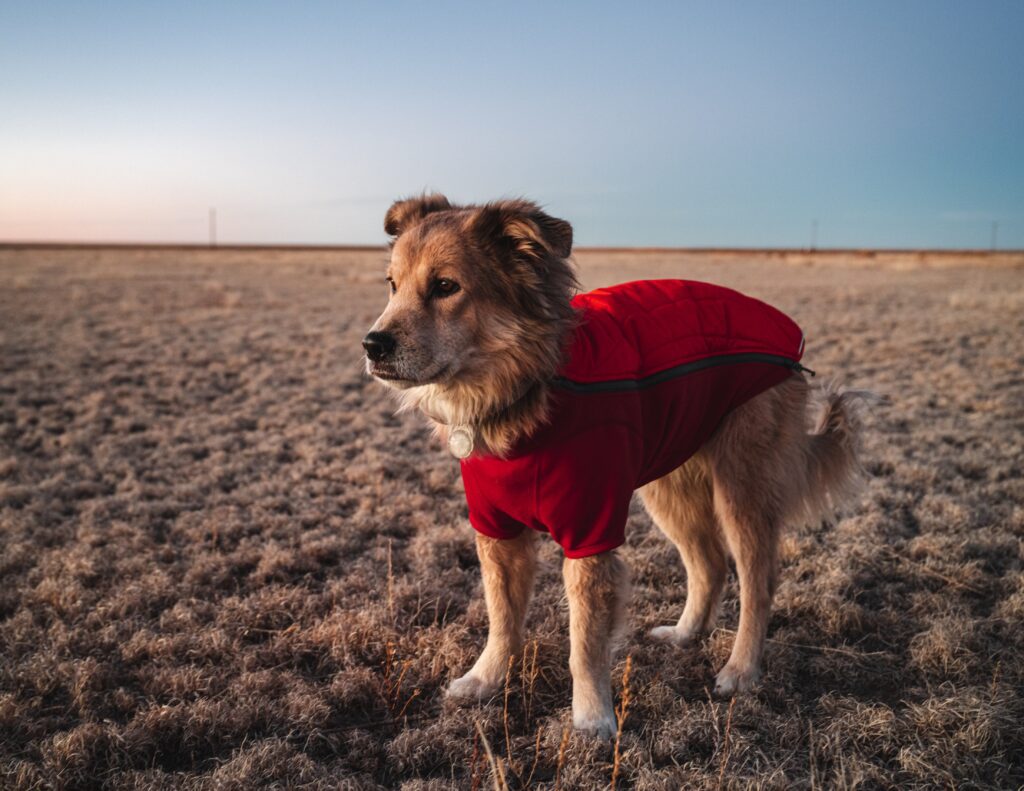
[362, 331, 397, 362]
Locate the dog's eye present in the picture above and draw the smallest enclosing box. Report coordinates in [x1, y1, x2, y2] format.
[432, 278, 460, 298]
[386, 277, 396, 294]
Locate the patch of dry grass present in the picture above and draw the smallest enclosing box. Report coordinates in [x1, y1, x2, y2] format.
[1, 246, 1022, 789]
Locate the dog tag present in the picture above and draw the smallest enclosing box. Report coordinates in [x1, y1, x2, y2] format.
[448, 426, 474, 459]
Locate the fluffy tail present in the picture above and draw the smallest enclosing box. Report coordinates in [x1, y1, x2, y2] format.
[796, 381, 877, 525]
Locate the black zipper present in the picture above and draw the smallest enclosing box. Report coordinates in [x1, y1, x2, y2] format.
[551, 352, 815, 394]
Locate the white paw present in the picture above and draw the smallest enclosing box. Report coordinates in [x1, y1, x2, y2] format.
[446, 672, 501, 702]
[713, 664, 760, 698]
[573, 709, 618, 740]
[649, 624, 700, 647]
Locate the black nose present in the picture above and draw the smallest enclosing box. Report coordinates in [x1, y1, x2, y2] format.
[362, 331, 397, 362]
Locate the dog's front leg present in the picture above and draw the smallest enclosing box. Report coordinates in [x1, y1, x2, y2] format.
[448, 530, 537, 700]
[563, 551, 630, 739]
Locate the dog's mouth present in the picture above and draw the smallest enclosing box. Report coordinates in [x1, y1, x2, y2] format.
[368, 361, 451, 386]
[368, 365, 412, 386]
[369, 365, 402, 381]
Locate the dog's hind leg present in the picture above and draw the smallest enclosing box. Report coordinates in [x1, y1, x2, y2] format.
[448, 530, 538, 700]
[709, 487, 779, 698]
[703, 381, 805, 697]
[563, 550, 630, 739]
[639, 459, 727, 646]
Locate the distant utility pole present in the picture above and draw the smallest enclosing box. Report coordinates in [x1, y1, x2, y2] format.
[209, 208, 217, 248]
[810, 219, 818, 251]
[990, 220, 998, 252]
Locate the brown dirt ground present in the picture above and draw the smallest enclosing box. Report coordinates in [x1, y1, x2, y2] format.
[1, 246, 1022, 790]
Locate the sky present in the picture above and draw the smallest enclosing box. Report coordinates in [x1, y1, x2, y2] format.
[1, 1, 1023, 248]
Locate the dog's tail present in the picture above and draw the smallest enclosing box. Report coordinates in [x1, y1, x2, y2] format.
[792, 381, 878, 526]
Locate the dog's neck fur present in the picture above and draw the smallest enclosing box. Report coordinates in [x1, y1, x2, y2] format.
[398, 313, 576, 458]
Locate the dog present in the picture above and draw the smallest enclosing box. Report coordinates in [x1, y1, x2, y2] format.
[363, 194, 869, 738]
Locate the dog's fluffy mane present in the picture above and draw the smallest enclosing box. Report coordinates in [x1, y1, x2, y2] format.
[385, 193, 580, 456]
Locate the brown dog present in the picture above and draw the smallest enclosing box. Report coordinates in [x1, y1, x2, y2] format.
[364, 194, 869, 738]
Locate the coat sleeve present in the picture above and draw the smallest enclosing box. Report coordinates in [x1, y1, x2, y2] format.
[461, 456, 527, 541]
[537, 424, 641, 558]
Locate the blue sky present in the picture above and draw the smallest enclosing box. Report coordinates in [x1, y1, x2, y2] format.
[2, 1, 1022, 248]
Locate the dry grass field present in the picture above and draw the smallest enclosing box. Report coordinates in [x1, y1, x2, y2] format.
[1, 245, 1022, 790]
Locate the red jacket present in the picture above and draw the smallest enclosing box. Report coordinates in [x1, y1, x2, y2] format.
[460, 279, 806, 558]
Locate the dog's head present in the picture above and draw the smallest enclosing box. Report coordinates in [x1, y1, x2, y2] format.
[363, 194, 578, 392]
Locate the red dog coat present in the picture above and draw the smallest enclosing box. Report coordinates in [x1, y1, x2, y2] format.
[460, 279, 807, 558]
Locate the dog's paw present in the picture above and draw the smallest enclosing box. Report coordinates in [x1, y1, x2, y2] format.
[649, 624, 700, 647]
[573, 709, 618, 741]
[713, 664, 761, 698]
[446, 672, 501, 702]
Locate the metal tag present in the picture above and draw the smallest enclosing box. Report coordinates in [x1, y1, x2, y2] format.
[448, 425, 475, 459]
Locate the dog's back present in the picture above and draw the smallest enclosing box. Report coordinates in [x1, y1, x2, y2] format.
[462, 278, 814, 558]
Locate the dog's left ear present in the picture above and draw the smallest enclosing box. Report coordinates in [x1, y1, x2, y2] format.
[471, 200, 573, 261]
[384, 193, 452, 237]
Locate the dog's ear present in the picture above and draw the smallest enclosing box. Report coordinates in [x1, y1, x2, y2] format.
[384, 193, 452, 237]
[471, 200, 573, 260]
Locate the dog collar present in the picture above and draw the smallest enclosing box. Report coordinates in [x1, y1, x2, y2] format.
[419, 381, 540, 459]
[413, 401, 476, 458]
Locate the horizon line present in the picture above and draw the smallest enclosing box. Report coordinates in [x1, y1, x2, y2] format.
[1, 241, 1022, 256]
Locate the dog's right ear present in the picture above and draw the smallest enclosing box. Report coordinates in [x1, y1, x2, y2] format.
[384, 193, 452, 237]
[469, 200, 574, 261]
